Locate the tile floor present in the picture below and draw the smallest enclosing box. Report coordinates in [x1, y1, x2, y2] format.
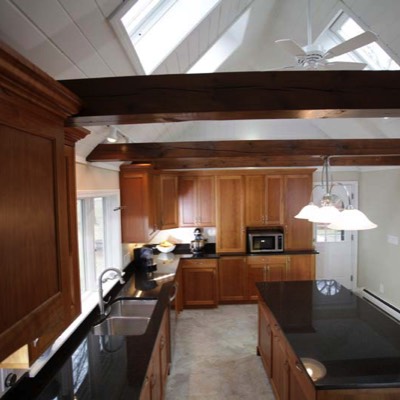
[165, 304, 276, 400]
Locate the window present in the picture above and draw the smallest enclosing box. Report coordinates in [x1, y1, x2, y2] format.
[316, 226, 344, 243]
[111, 0, 220, 74]
[77, 191, 122, 296]
[317, 11, 400, 70]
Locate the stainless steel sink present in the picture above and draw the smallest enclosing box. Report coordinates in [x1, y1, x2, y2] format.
[92, 316, 151, 336]
[92, 299, 157, 336]
[108, 299, 157, 318]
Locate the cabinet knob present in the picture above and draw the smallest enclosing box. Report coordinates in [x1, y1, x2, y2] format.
[295, 362, 303, 372]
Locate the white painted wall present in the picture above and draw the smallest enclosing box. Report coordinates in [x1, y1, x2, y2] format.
[75, 162, 119, 191]
[358, 168, 400, 308]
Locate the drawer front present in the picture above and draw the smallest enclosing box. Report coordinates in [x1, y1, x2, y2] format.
[247, 255, 288, 265]
[180, 259, 217, 269]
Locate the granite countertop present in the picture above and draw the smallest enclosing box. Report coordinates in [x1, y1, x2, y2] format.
[3, 254, 187, 400]
[256, 280, 400, 390]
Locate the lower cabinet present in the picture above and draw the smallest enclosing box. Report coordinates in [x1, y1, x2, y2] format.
[140, 309, 170, 400]
[258, 300, 316, 400]
[181, 259, 218, 308]
[218, 256, 247, 302]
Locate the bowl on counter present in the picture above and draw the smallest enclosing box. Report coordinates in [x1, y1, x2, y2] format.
[156, 244, 176, 253]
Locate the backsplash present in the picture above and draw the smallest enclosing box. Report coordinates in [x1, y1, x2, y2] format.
[148, 227, 216, 245]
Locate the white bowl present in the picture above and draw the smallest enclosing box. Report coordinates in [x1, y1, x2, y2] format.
[156, 244, 176, 253]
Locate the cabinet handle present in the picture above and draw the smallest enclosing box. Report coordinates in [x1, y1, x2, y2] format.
[151, 374, 156, 388]
[33, 338, 39, 347]
[169, 282, 178, 302]
[160, 336, 165, 349]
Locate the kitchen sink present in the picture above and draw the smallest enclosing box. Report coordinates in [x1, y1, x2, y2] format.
[92, 315, 151, 336]
[108, 298, 157, 318]
[92, 299, 157, 336]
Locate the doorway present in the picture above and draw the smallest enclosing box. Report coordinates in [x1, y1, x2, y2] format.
[314, 182, 358, 290]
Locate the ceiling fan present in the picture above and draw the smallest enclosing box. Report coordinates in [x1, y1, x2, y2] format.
[275, 0, 378, 70]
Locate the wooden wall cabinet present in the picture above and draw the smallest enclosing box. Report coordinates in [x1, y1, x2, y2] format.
[0, 42, 84, 363]
[178, 175, 215, 227]
[181, 259, 218, 307]
[159, 175, 179, 230]
[120, 170, 158, 243]
[245, 175, 284, 226]
[216, 175, 246, 253]
[218, 256, 247, 302]
[284, 174, 313, 251]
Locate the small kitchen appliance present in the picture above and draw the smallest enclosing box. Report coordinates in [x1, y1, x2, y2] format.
[190, 228, 207, 255]
[137, 246, 157, 274]
[247, 228, 284, 253]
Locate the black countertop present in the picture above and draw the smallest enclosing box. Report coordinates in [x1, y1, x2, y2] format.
[3, 263, 175, 400]
[256, 280, 400, 390]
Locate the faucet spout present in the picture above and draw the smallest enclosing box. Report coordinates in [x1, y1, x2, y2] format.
[98, 268, 125, 317]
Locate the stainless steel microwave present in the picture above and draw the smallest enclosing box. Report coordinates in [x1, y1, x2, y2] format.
[247, 230, 284, 253]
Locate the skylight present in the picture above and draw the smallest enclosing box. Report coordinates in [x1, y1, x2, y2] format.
[318, 12, 400, 70]
[188, 8, 250, 74]
[113, 0, 220, 74]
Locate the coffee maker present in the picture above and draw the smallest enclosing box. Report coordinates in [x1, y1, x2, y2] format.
[136, 246, 157, 274]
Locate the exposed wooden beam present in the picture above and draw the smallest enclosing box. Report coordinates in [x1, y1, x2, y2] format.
[60, 71, 400, 126]
[86, 139, 400, 162]
[151, 155, 400, 169]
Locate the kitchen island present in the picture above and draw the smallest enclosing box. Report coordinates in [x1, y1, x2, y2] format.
[257, 280, 400, 400]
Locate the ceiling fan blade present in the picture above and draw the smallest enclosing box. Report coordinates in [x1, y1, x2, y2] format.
[275, 39, 306, 57]
[325, 61, 367, 70]
[324, 31, 377, 59]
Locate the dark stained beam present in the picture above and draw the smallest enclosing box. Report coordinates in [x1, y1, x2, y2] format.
[60, 71, 400, 126]
[86, 139, 400, 162]
[151, 155, 400, 169]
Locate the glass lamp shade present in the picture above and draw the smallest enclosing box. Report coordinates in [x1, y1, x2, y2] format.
[295, 203, 319, 219]
[327, 208, 377, 230]
[308, 205, 341, 224]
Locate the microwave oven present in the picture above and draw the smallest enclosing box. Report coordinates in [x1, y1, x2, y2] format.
[247, 229, 284, 253]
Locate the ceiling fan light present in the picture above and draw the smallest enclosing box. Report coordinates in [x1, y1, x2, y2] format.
[308, 205, 341, 224]
[295, 203, 319, 219]
[327, 208, 377, 231]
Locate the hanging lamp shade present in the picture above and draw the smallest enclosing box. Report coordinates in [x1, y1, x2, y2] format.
[308, 205, 341, 224]
[295, 203, 319, 219]
[327, 207, 377, 230]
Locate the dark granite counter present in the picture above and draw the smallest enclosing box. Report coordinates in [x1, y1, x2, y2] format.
[3, 256, 183, 400]
[256, 280, 400, 390]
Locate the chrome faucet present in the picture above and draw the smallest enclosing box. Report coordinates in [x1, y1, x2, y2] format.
[98, 268, 125, 317]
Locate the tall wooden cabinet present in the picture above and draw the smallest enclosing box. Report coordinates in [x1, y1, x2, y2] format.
[159, 175, 179, 229]
[284, 174, 314, 251]
[120, 169, 158, 243]
[216, 175, 246, 253]
[179, 175, 215, 227]
[245, 175, 284, 226]
[0, 42, 84, 363]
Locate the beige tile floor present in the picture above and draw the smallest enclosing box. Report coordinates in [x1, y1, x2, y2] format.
[165, 304, 276, 400]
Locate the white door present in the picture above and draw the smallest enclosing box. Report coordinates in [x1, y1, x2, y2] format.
[314, 182, 358, 290]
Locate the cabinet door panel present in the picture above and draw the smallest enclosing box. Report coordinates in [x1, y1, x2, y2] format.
[197, 176, 215, 226]
[272, 332, 289, 400]
[160, 175, 179, 229]
[248, 266, 266, 300]
[258, 303, 273, 377]
[179, 176, 197, 227]
[182, 268, 217, 307]
[287, 255, 316, 281]
[216, 176, 245, 253]
[219, 257, 247, 301]
[245, 175, 265, 226]
[266, 175, 284, 225]
[268, 264, 287, 282]
[120, 173, 149, 243]
[285, 175, 313, 251]
[0, 124, 70, 362]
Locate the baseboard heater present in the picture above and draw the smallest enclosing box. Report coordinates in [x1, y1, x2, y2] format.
[362, 288, 400, 322]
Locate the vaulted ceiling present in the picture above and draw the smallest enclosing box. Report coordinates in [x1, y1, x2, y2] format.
[1, 0, 400, 168]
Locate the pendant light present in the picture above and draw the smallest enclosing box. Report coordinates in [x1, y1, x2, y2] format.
[295, 156, 377, 230]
